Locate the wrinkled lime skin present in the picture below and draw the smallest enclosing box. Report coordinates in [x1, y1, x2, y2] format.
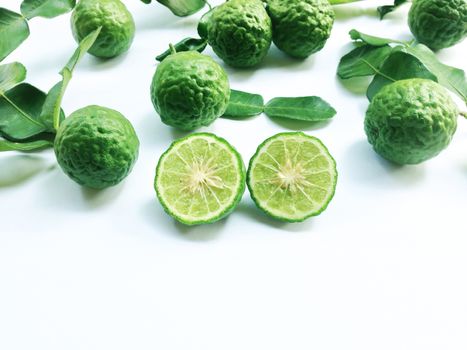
[55, 105, 140, 189]
[206, 0, 272, 68]
[71, 0, 135, 58]
[266, 0, 335, 58]
[150, 51, 230, 131]
[408, 0, 467, 50]
[364, 79, 458, 165]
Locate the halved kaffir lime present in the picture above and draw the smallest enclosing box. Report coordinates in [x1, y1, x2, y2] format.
[155, 133, 245, 225]
[247, 132, 337, 222]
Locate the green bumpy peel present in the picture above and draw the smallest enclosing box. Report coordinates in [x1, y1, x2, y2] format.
[364, 79, 458, 165]
[150, 51, 230, 131]
[408, 0, 467, 51]
[266, 0, 335, 58]
[71, 0, 135, 58]
[54, 105, 140, 189]
[206, 0, 272, 68]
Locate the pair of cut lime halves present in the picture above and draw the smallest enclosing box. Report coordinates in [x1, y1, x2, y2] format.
[155, 132, 338, 225]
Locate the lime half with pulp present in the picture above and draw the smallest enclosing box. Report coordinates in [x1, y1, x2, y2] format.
[155, 133, 245, 225]
[247, 132, 337, 222]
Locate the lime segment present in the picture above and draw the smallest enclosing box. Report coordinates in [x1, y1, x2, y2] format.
[247, 132, 337, 222]
[155, 133, 245, 225]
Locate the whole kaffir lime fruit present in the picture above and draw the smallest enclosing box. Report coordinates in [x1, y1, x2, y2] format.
[266, 0, 335, 58]
[364, 79, 458, 165]
[150, 51, 230, 131]
[203, 0, 272, 68]
[71, 0, 135, 58]
[55, 105, 140, 189]
[408, 0, 467, 50]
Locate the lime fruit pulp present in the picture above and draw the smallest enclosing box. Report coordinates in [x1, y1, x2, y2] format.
[155, 133, 245, 225]
[247, 132, 337, 222]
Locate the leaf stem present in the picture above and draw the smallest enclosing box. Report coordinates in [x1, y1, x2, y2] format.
[169, 44, 177, 55]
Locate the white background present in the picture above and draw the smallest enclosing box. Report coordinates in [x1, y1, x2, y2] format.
[1, 0, 466, 349]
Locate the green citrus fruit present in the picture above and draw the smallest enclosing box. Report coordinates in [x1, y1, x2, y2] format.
[54, 105, 139, 189]
[364, 79, 459, 165]
[71, 0, 135, 58]
[266, 0, 335, 58]
[408, 0, 467, 50]
[150, 51, 230, 131]
[205, 0, 272, 68]
[247, 132, 337, 222]
[155, 133, 246, 225]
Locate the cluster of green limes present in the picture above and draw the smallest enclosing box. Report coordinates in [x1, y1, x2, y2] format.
[155, 132, 337, 225]
[51, 0, 464, 222]
[198, 0, 335, 68]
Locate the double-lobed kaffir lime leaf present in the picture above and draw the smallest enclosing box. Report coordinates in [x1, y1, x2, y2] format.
[222, 90, 336, 123]
[338, 29, 467, 104]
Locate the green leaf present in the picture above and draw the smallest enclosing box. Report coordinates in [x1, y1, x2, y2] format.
[0, 83, 49, 140]
[0, 62, 27, 93]
[223, 90, 264, 119]
[156, 38, 207, 62]
[329, 0, 363, 4]
[197, 7, 214, 38]
[367, 50, 437, 100]
[0, 8, 30, 62]
[157, 0, 205, 16]
[349, 29, 405, 46]
[264, 96, 336, 122]
[40, 27, 101, 130]
[377, 0, 408, 19]
[63, 26, 101, 72]
[337, 44, 393, 79]
[38, 81, 63, 131]
[20, 0, 76, 19]
[140, 0, 152, 3]
[402, 44, 467, 103]
[0, 139, 52, 152]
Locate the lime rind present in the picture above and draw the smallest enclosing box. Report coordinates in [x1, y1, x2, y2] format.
[155, 133, 246, 225]
[247, 132, 337, 223]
